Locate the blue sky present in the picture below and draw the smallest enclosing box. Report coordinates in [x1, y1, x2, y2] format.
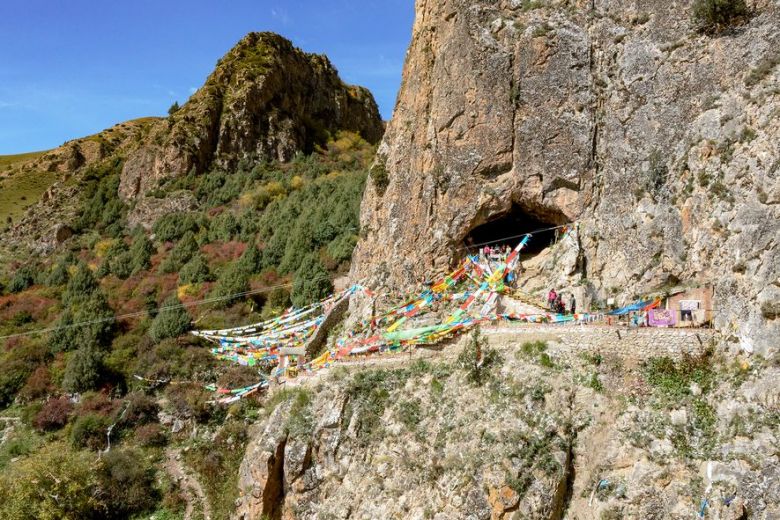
[0, 0, 414, 155]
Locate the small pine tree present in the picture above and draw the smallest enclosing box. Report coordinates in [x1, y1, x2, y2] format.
[179, 253, 212, 284]
[8, 266, 35, 293]
[148, 294, 191, 342]
[63, 346, 104, 393]
[209, 262, 250, 308]
[159, 231, 198, 273]
[129, 231, 154, 274]
[168, 101, 180, 116]
[64, 263, 99, 303]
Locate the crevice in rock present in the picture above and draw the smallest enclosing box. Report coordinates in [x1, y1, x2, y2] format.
[550, 390, 578, 520]
[262, 435, 288, 520]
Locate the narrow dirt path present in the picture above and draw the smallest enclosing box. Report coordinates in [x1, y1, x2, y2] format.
[164, 447, 212, 520]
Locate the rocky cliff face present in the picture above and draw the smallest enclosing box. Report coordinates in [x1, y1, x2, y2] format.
[234, 333, 780, 519]
[118, 32, 384, 200]
[350, 0, 780, 356]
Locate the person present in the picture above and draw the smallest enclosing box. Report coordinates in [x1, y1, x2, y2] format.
[548, 288, 557, 310]
[569, 294, 576, 315]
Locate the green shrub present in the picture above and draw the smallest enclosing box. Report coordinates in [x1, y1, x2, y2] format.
[0, 341, 49, 408]
[292, 254, 333, 307]
[46, 260, 70, 286]
[692, 0, 748, 33]
[8, 266, 35, 293]
[210, 262, 250, 308]
[0, 443, 103, 519]
[97, 448, 160, 518]
[457, 327, 502, 386]
[148, 294, 191, 342]
[208, 212, 240, 242]
[70, 413, 110, 449]
[370, 160, 389, 194]
[51, 292, 115, 353]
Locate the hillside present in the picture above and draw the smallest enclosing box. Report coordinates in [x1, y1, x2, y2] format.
[0, 32, 383, 520]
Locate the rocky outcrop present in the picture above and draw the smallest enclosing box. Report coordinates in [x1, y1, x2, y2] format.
[235, 331, 780, 519]
[350, 0, 780, 356]
[118, 32, 384, 200]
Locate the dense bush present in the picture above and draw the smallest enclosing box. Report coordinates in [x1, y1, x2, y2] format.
[122, 392, 159, 426]
[692, 0, 748, 33]
[148, 294, 191, 342]
[208, 211, 240, 242]
[46, 260, 70, 286]
[0, 443, 103, 519]
[292, 254, 333, 307]
[75, 159, 127, 234]
[97, 448, 159, 519]
[209, 262, 250, 308]
[70, 412, 111, 450]
[33, 396, 73, 431]
[8, 265, 36, 293]
[0, 341, 49, 408]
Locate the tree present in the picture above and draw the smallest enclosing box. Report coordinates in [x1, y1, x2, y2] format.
[46, 261, 70, 286]
[129, 230, 154, 274]
[292, 254, 333, 307]
[179, 253, 212, 284]
[209, 262, 250, 308]
[168, 101, 180, 116]
[62, 346, 105, 393]
[148, 294, 191, 342]
[159, 231, 198, 273]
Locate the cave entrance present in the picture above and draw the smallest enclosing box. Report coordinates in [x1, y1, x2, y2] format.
[462, 204, 566, 258]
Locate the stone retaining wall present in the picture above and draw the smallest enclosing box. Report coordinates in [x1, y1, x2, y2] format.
[484, 324, 720, 362]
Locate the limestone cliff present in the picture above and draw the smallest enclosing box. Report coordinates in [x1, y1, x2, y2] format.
[350, 0, 780, 355]
[118, 32, 384, 200]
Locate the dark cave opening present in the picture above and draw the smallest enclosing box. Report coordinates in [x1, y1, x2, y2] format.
[462, 204, 568, 257]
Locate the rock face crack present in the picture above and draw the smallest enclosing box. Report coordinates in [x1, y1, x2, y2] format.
[262, 435, 288, 520]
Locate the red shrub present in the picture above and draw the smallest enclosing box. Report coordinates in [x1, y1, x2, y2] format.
[19, 365, 53, 401]
[135, 423, 167, 447]
[33, 396, 73, 431]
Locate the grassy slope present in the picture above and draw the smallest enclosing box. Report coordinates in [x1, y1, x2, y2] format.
[0, 149, 56, 226]
[0, 150, 47, 170]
